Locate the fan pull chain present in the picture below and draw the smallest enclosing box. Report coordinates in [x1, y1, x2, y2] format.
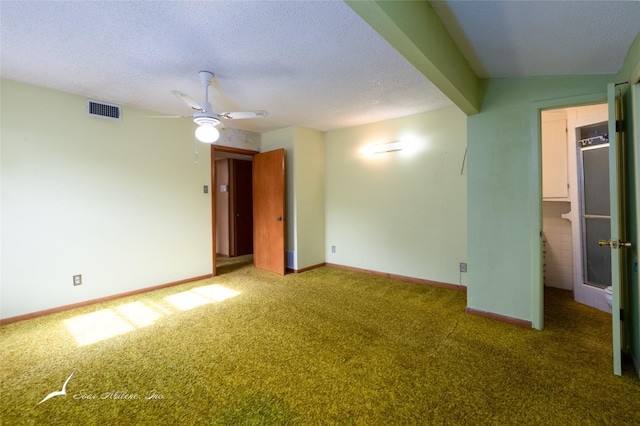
[193, 136, 199, 165]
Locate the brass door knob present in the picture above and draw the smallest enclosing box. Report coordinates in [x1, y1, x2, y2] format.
[599, 239, 632, 249]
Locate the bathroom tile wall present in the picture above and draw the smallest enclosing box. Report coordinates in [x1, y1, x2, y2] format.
[543, 201, 573, 290]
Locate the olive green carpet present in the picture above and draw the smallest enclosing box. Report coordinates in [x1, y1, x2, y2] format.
[1, 256, 639, 425]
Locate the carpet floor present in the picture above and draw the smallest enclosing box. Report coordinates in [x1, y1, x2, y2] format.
[1, 256, 639, 425]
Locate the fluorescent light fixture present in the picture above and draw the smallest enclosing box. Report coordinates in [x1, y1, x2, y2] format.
[359, 141, 404, 156]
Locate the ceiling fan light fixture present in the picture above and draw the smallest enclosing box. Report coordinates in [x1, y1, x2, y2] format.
[195, 124, 220, 143]
[193, 115, 220, 143]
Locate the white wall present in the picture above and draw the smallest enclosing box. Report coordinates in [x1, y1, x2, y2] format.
[1, 79, 212, 319]
[324, 106, 467, 285]
[542, 201, 573, 290]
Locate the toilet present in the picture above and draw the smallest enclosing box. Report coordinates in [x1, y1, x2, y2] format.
[605, 286, 613, 309]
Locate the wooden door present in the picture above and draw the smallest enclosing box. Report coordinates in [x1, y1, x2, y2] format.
[231, 159, 253, 256]
[253, 149, 286, 274]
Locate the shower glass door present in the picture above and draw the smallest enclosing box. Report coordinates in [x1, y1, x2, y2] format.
[580, 143, 611, 288]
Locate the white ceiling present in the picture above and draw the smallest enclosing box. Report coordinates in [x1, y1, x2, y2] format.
[430, 0, 640, 79]
[1, 1, 639, 134]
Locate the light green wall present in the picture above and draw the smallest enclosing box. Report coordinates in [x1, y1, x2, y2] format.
[618, 32, 640, 85]
[1, 79, 212, 319]
[467, 75, 615, 327]
[293, 127, 325, 270]
[325, 106, 467, 285]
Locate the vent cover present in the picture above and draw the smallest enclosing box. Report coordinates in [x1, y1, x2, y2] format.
[87, 99, 121, 121]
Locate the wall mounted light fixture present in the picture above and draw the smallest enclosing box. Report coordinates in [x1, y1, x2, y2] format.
[359, 141, 404, 156]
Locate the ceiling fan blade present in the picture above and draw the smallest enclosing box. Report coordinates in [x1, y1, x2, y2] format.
[219, 111, 268, 120]
[146, 115, 192, 119]
[171, 90, 203, 111]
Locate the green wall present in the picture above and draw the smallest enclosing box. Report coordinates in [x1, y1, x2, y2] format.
[325, 106, 467, 285]
[618, 33, 640, 85]
[467, 75, 615, 328]
[1, 79, 213, 320]
[293, 127, 326, 270]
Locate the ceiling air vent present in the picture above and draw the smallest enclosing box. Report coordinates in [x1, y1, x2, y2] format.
[86, 99, 121, 121]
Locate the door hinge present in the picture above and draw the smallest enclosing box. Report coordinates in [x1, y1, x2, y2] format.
[616, 120, 624, 133]
[620, 309, 624, 321]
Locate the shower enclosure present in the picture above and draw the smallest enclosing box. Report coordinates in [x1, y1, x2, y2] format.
[578, 121, 611, 289]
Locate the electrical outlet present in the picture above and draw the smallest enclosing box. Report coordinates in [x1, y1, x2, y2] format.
[331, 245, 336, 253]
[73, 274, 82, 286]
[459, 263, 467, 273]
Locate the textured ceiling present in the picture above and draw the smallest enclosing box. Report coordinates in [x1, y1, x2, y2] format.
[0, 1, 452, 133]
[1, 1, 639, 134]
[431, 0, 640, 79]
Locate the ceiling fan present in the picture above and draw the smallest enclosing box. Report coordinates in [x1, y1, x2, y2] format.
[159, 70, 267, 143]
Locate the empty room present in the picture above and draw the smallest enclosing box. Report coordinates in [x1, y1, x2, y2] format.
[2, 1, 640, 424]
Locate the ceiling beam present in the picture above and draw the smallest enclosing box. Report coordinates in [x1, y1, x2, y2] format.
[346, 0, 483, 115]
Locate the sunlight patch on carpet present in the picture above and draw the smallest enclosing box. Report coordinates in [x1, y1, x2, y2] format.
[64, 284, 240, 346]
[116, 302, 162, 327]
[164, 284, 240, 310]
[64, 309, 134, 346]
[193, 284, 241, 302]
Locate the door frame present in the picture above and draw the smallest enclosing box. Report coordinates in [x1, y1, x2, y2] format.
[531, 92, 608, 330]
[210, 145, 259, 276]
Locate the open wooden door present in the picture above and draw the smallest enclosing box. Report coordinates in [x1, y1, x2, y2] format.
[606, 82, 632, 375]
[253, 149, 286, 274]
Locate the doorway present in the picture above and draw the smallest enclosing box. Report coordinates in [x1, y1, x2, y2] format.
[210, 145, 287, 277]
[541, 103, 611, 312]
[210, 145, 259, 276]
[214, 156, 254, 258]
